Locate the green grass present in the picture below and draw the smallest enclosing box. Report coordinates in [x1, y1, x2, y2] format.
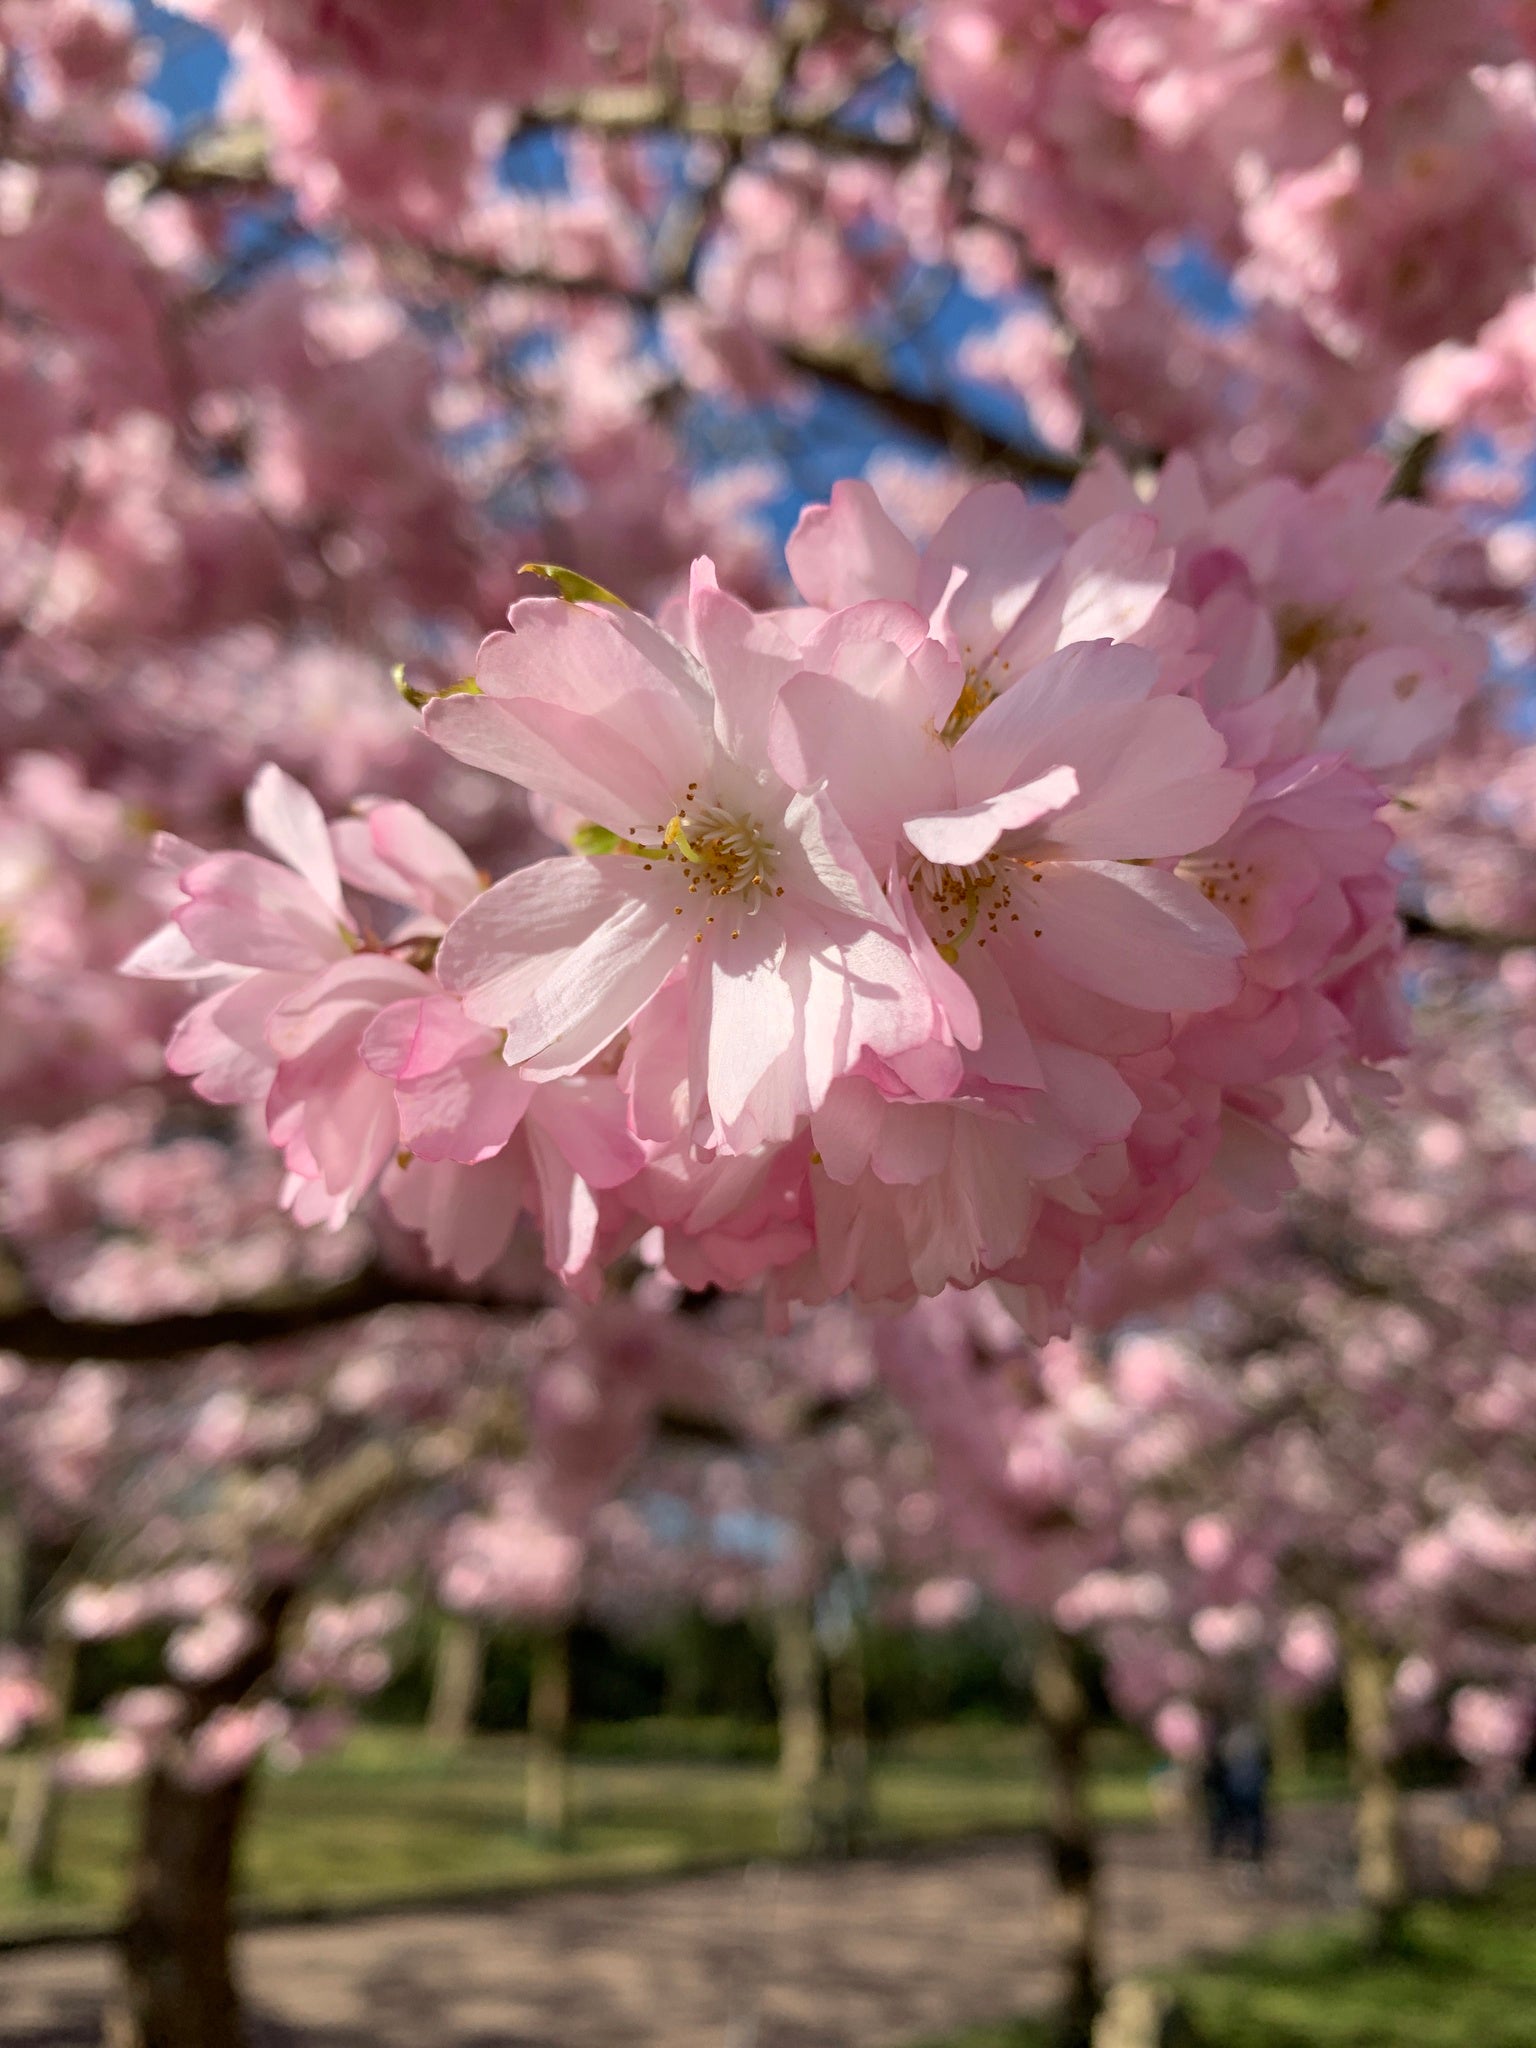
[0, 1720, 1168, 1939]
[911, 1873, 1536, 2048]
[1168, 1873, 1536, 2048]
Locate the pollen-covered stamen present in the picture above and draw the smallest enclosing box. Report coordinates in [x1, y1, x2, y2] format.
[1178, 851, 1258, 919]
[939, 672, 995, 746]
[1275, 602, 1363, 669]
[661, 800, 780, 912]
[910, 852, 1024, 959]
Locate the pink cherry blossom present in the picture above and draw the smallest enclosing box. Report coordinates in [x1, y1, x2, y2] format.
[430, 583, 943, 1155]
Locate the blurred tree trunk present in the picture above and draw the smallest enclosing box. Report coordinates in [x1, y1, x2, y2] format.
[771, 1597, 825, 1854]
[1034, 1624, 1101, 2048]
[663, 1614, 707, 1719]
[106, 1587, 288, 2048]
[826, 1616, 870, 1852]
[1269, 1695, 1308, 1798]
[1343, 1636, 1409, 1951]
[107, 1769, 256, 2048]
[427, 1613, 484, 1749]
[0, 1513, 23, 1639]
[525, 1624, 572, 1845]
[7, 1625, 77, 1891]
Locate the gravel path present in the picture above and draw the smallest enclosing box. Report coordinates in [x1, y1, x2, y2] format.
[1, 1796, 1523, 2047]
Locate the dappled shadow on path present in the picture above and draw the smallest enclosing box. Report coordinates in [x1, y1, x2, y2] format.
[1, 1798, 1526, 2048]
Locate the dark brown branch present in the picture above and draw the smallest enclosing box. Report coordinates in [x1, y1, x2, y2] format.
[1402, 908, 1536, 952]
[14, 100, 1084, 491]
[1386, 429, 1441, 502]
[371, 239, 1081, 485]
[0, 1269, 542, 1366]
[515, 80, 917, 162]
[778, 339, 1082, 485]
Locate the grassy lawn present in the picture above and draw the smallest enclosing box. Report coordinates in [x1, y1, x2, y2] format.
[0, 1720, 1162, 1938]
[914, 1872, 1536, 2048]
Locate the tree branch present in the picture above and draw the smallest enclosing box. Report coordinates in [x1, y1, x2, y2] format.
[14, 100, 1084, 491]
[777, 338, 1082, 485]
[1402, 908, 1536, 952]
[0, 1269, 542, 1366]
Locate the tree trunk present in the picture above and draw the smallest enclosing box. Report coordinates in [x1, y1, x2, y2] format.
[105, 1768, 255, 2048]
[1269, 1695, 1308, 1799]
[826, 1618, 870, 1852]
[525, 1625, 572, 1845]
[771, 1597, 825, 1854]
[106, 1437, 423, 2048]
[1342, 1638, 1409, 1951]
[1034, 1624, 1101, 2048]
[7, 1627, 77, 1891]
[106, 1589, 288, 2048]
[427, 1613, 485, 1749]
[0, 1513, 23, 1639]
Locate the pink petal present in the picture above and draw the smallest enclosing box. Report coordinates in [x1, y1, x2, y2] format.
[265, 956, 429, 1061]
[786, 479, 921, 608]
[869, 1102, 954, 1186]
[835, 922, 949, 1071]
[1027, 862, 1244, 1012]
[382, 1153, 529, 1282]
[1315, 649, 1462, 771]
[704, 917, 799, 1150]
[889, 873, 982, 1051]
[177, 852, 353, 973]
[947, 942, 1042, 1088]
[149, 831, 209, 871]
[526, 1122, 603, 1286]
[953, 642, 1159, 798]
[1050, 511, 1172, 651]
[904, 765, 1080, 867]
[437, 856, 686, 1078]
[361, 995, 534, 1165]
[120, 920, 220, 980]
[527, 1076, 644, 1190]
[166, 972, 299, 1103]
[686, 560, 799, 763]
[770, 682, 955, 879]
[245, 765, 343, 913]
[425, 693, 685, 842]
[332, 802, 481, 924]
[1031, 698, 1251, 861]
[916, 484, 1067, 662]
[430, 600, 710, 831]
[778, 788, 902, 930]
[809, 1075, 887, 1185]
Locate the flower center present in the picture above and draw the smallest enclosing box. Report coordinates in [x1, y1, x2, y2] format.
[1179, 852, 1258, 922]
[911, 853, 1038, 960]
[939, 673, 996, 746]
[662, 799, 779, 908]
[1275, 603, 1363, 672]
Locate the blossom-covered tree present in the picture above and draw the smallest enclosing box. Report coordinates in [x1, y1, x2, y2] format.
[3, 5, 1536, 2048]
[5, 0, 1531, 1344]
[1064, 899, 1536, 1953]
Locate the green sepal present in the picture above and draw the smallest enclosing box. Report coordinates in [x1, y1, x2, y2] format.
[394, 663, 481, 709]
[520, 562, 629, 608]
[393, 662, 431, 709]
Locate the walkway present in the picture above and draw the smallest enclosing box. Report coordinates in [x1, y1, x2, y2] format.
[0, 1797, 1519, 2046]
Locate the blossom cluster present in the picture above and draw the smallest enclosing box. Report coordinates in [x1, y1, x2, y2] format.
[135, 461, 1480, 1326]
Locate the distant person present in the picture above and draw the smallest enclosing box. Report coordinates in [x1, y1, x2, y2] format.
[1220, 1718, 1273, 1865]
[1200, 1712, 1233, 1859]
